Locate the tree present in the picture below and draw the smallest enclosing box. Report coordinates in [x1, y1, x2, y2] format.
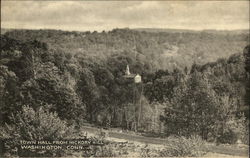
[76, 68, 99, 122]
[163, 71, 222, 139]
[0, 66, 20, 125]
[243, 45, 250, 109]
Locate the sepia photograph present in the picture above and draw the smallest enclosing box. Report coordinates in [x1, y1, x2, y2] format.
[0, 0, 249, 157]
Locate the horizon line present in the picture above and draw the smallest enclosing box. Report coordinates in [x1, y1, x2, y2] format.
[1, 27, 249, 33]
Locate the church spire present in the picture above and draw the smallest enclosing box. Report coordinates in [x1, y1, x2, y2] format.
[125, 65, 130, 75]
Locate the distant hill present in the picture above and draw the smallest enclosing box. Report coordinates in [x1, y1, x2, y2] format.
[1, 28, 14, 34]
[133, 28, 198, 33]
[133, 28, 249, 34]
[3, 28, 249, 71]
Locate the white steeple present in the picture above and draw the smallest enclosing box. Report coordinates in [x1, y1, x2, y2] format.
[125, 65, 130, 75]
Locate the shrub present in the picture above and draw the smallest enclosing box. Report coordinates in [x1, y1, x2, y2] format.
[160, 135, 207, 157]
[216, 129, 238, 144]
[140, 135, 207, 157]
[216, 115, 248, 144]
[0, 105, 74, 157]
[242, 124, 249, 145]
[88, 142, 129, 157]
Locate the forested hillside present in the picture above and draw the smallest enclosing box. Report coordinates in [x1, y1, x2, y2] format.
[3, 28, 249, 71]
[0, 29, 249, 150]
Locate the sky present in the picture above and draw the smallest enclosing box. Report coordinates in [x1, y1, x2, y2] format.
[1, 1, 249, 31]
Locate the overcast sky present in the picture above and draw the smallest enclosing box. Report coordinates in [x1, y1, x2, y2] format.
[1, 1, 249, 31]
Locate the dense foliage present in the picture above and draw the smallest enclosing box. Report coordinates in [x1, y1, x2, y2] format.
[0, 28, 249, 148]
[0, 105, 130, 157]
[0, 105, 74, 157]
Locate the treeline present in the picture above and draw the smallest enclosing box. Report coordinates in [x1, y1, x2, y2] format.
[0, 31, 249, 144]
